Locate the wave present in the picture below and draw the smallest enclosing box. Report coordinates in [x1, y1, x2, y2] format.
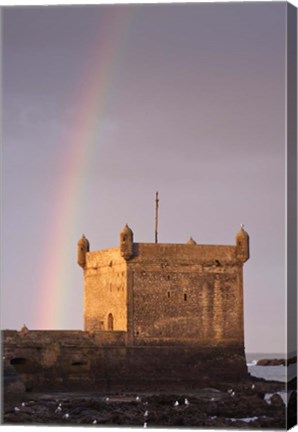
[246, 360, 257, 366]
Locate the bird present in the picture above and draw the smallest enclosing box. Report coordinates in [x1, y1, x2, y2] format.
[14, 407, 20, 412]
[93, 420, 97, 424]
[251, 384, 255, 390]
[105, 397, 110, 402]
[143, 422, 147, 428]
[231, 391, 235, 397]
[63, 413, 70, 419]
[21, 402, 26, 407]
[184, 398, 190, 406]
[144, 410, 149, 417]
[174, 401, 179, 407]
[136, 396, 141, 402]
[55, 406, 62, 413]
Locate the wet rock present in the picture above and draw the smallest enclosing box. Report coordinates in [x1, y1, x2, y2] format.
[256, 357, 296, 366]
[2, 385, 288, 428]
[270, 393, 284, 406]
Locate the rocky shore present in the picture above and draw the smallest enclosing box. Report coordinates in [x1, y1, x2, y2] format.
[3, 378, 296, 429]
[256, 356, 297, 366]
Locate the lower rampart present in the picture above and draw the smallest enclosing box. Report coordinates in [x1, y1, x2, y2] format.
[2, 330, 248, 393]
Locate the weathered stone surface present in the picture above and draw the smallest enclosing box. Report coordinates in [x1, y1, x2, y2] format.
[84, 230, 248, 347]
[2, 330, 248, 392]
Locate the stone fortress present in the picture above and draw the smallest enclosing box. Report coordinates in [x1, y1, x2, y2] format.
[3, 220, 250, 393]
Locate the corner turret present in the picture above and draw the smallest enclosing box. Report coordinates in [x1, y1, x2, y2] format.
[235, 224, 249, 263]
[77, 234, 90, 268]
[187, 236, 197, 245]
[120, 224, 134, 260]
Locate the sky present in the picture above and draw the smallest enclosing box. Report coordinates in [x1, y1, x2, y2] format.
[1, 2, 291, 353]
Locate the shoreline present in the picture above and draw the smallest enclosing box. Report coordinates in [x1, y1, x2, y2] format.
[3, 376, 296, 429]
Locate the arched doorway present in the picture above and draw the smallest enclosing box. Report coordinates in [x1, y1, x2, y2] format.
[107, 313, 114, 331]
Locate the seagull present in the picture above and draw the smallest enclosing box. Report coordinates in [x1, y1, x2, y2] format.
[144, 410, 149, 417]
[63, 413, 70, 419]
[93, 420, 97, 424]
[251, 384, 255, 390]
[136, 396, 141, 402]
[184, 398, 190, 406]
[143, 422, 147, 428]
[21, 402, 26, 407]
[55, 406, 62, 414]
[211, 397, 215, 402]
[105, 397, 110, 402]
[14, 407, 20, 412]
[227, 389, 233, 395]
[231, 391, 235, 397]
[174, 401, 179, 407]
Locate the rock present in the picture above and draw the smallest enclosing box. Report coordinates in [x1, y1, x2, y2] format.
[270, 393, 284, 406]
[257, 359, 291, 366]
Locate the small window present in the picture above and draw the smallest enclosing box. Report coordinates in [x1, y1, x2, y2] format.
[11, 357, 27, 365]
[184, 293, 187, 301]
[71, 360, 87, 366]
[108, 313, 114, 331]
[167, 291, 171, 298]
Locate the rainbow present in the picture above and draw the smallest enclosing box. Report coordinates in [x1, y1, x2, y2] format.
[36, 8, 135, 329]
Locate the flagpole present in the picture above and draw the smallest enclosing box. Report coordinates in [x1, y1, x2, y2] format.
[155, 191, 159, 243]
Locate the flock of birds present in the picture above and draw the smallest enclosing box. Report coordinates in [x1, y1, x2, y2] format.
[12, 385, 257, 427]
[12, 395, 192, 427]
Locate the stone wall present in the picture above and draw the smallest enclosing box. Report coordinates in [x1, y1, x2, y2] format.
[2, 330, 248, 393]
[84, 248, 127, 332]
[84, 242, 245, 346]
[126, 243, 244, 346]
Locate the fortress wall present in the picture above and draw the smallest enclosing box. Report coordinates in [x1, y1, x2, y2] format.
[2, 330, 248, 393]
[126, 243, 244, 346]
[129, 270, 244, 344]
[92, 330, 126, 346]
[84, 249, 127, 332]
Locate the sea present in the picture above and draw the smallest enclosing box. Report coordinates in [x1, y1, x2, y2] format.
[246, 352, 297, 405]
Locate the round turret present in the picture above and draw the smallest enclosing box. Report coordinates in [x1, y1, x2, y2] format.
[235, 225, 249, 263]
[120, 224, 134, 260]
[77, 234, 90, 268]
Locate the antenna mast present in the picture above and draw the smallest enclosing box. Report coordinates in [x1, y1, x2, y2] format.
[155, 191, 159, 243]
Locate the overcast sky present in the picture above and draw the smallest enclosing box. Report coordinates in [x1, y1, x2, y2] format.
[1, 2, 290, 353]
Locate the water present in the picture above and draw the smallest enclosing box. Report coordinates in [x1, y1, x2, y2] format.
[246, 352, 296, 382]
[245, 352, 296, 406]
